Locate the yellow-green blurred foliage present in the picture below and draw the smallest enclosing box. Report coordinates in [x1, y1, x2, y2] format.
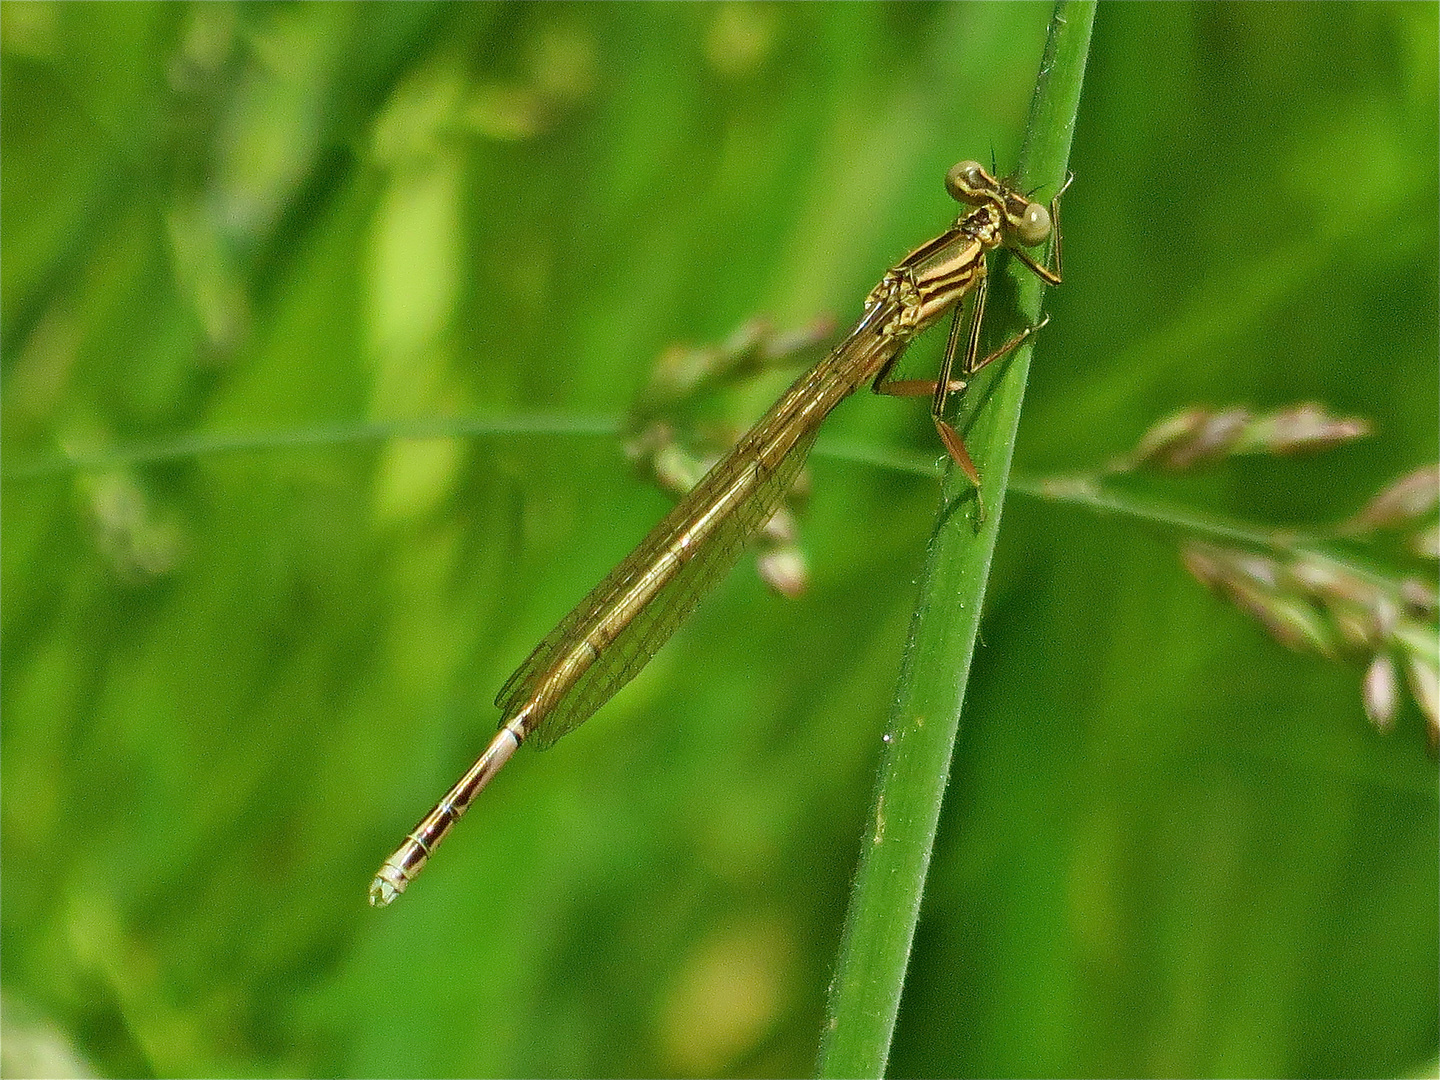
[3, 4, 1435, 1077]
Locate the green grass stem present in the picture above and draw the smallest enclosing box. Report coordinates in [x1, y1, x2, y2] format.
[815, 5, 1096, 1076]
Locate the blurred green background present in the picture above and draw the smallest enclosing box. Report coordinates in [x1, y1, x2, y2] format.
[2, 3, 1435, 1077]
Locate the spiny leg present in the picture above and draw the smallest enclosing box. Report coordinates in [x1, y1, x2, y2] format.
[931, 310, 1053, 523]
[872, 375, 968, 399]
[868, 276, 992, 515]
[931, 273, 991, 517]
[868, 279, 1053, 520]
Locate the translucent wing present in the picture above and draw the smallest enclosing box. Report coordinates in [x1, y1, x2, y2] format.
[499, 422, 821, 749]
[495, 314, 903, 750]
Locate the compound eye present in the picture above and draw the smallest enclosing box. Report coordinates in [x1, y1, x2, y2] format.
[1014, 201, 1051, 246]
[945, 160, 987, 204]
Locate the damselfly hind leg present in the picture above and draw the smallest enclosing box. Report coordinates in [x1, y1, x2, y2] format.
[933, 308, 1053, 524]
[873, 273, 1053, 525]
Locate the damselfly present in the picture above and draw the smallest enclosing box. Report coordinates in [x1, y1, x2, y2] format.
[371, 160, 1069, 906]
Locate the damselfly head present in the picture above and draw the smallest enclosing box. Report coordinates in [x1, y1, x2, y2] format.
[946, 160, 1053, 248]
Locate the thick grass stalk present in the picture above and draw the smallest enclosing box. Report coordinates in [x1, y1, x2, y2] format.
[816, 4, 1096, 1076]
